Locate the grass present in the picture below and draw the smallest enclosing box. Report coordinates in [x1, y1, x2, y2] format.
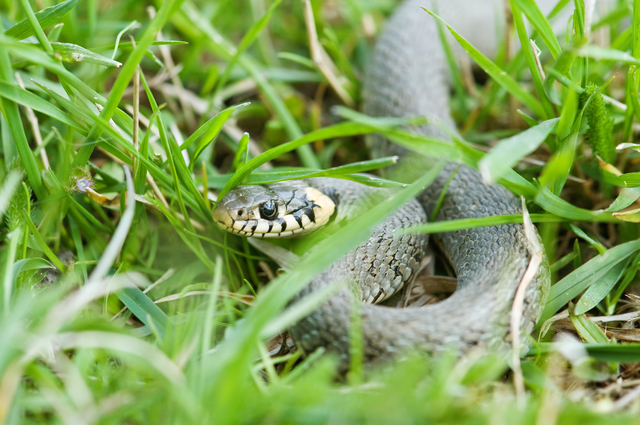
[1, 0, 640, 423]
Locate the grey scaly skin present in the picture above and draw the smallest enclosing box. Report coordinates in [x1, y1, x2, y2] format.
[214, 0, 551, 366]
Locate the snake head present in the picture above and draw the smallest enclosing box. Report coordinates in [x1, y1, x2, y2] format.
[213, 182, 335, 238]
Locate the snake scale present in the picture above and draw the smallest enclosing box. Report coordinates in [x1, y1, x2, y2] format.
[213, 0, 550, 364]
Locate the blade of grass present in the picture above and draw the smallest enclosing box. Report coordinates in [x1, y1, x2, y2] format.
[539, 238, 640, 323]
[0, 81, 86, 132]
[215, 121, 382, 203]
[573, 259, 627, 315]
[478, 118, 557, 183]
[510, 0, 555, 118]
[116, 286, 169, 338]
[213, 0, 284, 98]
[22, 212, 65, 272]
[5, 0, 80, 41]
[73, 0, 186, 167]
[180, 102, 249, 151]
[17, 0, 53, 53]
[423, 8, 546, 118]
[180, 1, 320, 169]
[569, 305, 610, 344]
[514, 0, 562, 58]
[0, 50, 44, 198]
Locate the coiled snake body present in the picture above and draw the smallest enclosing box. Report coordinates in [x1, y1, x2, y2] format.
[214, 0, 550, 363]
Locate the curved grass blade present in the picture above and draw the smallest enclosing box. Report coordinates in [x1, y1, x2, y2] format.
[513, 0, 562, 58]
[423, 8, 545, 118]
[5, 0, 80, 41]
[539, 239, 640, 323]
[0, 81, 85, 132]
[573, 259, 627, 315]
[215, 121, 380, 204]
[0, 52, 44, 198]
[181, 2, 319, 169]
[569, 304, 610, 344]
[73, 0, 186, 167]
[180, 102, 249, 151]
[213, 0, 284, 97]
[400, 213, 565, 235]
[478, 118, 557, 183]
[51, 42, 122, 67]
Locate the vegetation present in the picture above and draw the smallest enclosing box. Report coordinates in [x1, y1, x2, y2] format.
[1, 0, 640, 423]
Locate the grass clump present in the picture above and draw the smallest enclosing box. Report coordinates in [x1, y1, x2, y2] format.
[1, 0, 640, 424]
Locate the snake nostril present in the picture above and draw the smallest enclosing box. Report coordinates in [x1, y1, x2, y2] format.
[237, 209, 244, 217]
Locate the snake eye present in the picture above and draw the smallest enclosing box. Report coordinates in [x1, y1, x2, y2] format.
[259, 200, 278, 219]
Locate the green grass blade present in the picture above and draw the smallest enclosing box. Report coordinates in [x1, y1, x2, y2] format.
[230, 133, 250, 171]
[213, 0, 283, 96]
[514, 0, 562, 58]
[510, 0, 555, 118]
[423, 8, 546, 118]
[51, 42, 122, 67]
[17, 0, 53, 53]
[22, 211, 65, 272]
[478, 118, 557, 183]
[0, 49, 44, 198]
[574, 260, 627, 315]
[540, 239, 640, 323]
[569, 307, 610, 344]
[115, 286, 169, 337]
[0, 81, 85, 132]
[0, 170, 22, 221]
[215, 121, 380, 203]
[180, 102, 249, 151]
[73, 0, 186, 167]
[535, 187, 614, 221]
[5, 0, 80, 41]
[180, 1, 320, 169]
[400, 213, 566, 235]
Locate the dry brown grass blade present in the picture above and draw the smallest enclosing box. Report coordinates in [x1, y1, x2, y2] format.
[302, 0, 355, 108]
[511, 197, 544, 407]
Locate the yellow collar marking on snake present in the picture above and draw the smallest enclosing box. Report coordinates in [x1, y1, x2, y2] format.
[213, 185, 335, 238]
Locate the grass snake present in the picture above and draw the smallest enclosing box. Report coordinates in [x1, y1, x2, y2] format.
[213, 0, 550, 364]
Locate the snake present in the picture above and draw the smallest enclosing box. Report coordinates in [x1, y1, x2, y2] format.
[213, 0, 551, 364]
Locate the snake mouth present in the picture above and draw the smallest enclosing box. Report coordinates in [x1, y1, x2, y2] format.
[213, 186, 336, 238]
